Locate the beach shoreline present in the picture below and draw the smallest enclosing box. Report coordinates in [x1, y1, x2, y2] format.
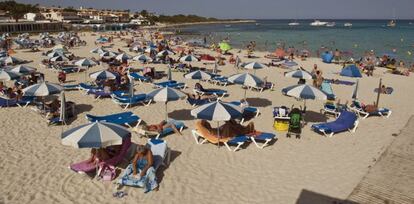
[143, 19, 256, 29]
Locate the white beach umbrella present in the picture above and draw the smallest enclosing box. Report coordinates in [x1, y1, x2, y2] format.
[90, 47, 108, 54]
[115, 53, 132, 61]
[74, 58, 97, 67]
[1, 56, 24, 65]
[50, 55, 69, 62]
[146, 87, 186, 120]
[156, 50, 175, 57]
[282, 84, 327, 108]
[99, 51, 118, 58]
[228, 73, 264, 99]
[132, 54, 152, 62]
[179, 55, 199, 63]
[47, 51, 65, 58]
[10, 65, 36, 74]
[89, 70, 117, 80]
[284, 69, 313, 79]
[241, 61, 267, 74]
[0, 70, 21, 81]
[23, 82, 63, 96]
[184, 70, 212, 80]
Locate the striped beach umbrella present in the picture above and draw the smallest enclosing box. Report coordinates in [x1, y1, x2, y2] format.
[0, 70, 21, 81]
[115, 53, 132, 61]
[184, 70, 212, 80]
[144, 47, 157, 53]
[282, 84, 327, 100]
[47, 51, 65, 58]
[179, 55, 199, 63]
[50, 55, 69, 62]
[157, 50, 175, 57]
[191, 101, 243, 121]
[23, 82, 63, 96]
[90, 47, 108, 54]
[61, 121, 130, 148]
[1, 56, 24, 65]
[284, 69, 313, 79]
[75, 58, 97, 67]
[10, 65, 36, 74]
[242, 62, 267, 70]
[99, 51, 118, 58]
[228, 73, 264, 99]
[89, 70, 117, 80]
[146, 87, 186, 120]
[132, 54, 152, 62]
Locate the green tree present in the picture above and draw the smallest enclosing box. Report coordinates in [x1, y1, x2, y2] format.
[140, 9, 148, 17]
[0, 1, 39, 22]
[62, 7, 78, 13]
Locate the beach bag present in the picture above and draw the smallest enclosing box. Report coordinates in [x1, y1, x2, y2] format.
[99, 164, 116, 181]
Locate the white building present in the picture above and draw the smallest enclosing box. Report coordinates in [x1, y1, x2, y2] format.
[23, 13, 46, 21]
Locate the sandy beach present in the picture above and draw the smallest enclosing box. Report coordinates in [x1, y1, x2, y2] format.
[1, 31, 413, 204]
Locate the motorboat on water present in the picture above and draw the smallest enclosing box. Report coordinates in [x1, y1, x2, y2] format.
[288, 21, 300, 26]
[326, 22, 336, 27]
[224, 24, 231, 28]
[344, 23, 352, 27]
[310, 20, 328, 26]
[387, 20, 396, 27]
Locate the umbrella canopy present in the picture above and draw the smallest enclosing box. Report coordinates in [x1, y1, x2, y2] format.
[219, 42, 232, 52]
[74, 58, 97, 67]
[115, 53, 132, 61]
[282, 84, 327, 100]
[184, 70, 212, 80]
[242, 62, 267, 70]
[0, 70, 21, 81]
[47, 51, 65, 58]
[146, 87, 186, 102]
[191, 101, 243, 121]
[90, 47, 108, 54]
[179, 55, 199, 63]
[228, 73, 263, 87]
[89, 70, 117, 80]
[156, 50, 175, 57]
[340, 65, 362, 78]
[52, 44, 68, 52]
[50, 55, 69, 62]
[131, 45, 143, 52]
[10, 65, 36, 74]
[284, 69, 313, 79]
[99, 51, 118, 58]
[132, 54, 152, 62]
[1, 56, 24, 65]
[144, 47, 157, 53]
[23, 82, 63, 96]
[61, 121, 130, 148]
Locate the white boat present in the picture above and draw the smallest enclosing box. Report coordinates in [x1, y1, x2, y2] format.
[255, 23, 260, 26]
[288, 21, 300, 26]
[344, 23, 352, 27]
[310, 20, 328, 26]
[387, 20, 396, 27]
[224, 25, 231, 28]
[326, 22, 336, 27]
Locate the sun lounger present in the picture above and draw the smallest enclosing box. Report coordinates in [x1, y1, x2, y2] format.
[0, 97, 17, 107]
[86, 111, 142, 128]
[320, 102, 347, 117]
[209, 75, 231, 86]
[147, 139, 170, 170]
[63, 84, 80, 91]
[112, 94, 151, 109]
[16, 96, 35, 108]
[87, 89, 112, 99]
[248, 132, 277, 149]
[154, 80, 187, 90]
[191, 130, 249, 152]
[193, 88, 228, 99]
[186, 97, 214, 107]
[248, 82, 274, 92]
[129, 72, 151, 83]
[230, 101, 260, 123]
[349, 100, 392, 119]
[79, 83, 102, 93]
[138, 119, 185, 139]
[70, 137, 132, 174]
[311, 111, 359, 137]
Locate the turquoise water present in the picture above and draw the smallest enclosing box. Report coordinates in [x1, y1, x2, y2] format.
[177, 20, 414, 63]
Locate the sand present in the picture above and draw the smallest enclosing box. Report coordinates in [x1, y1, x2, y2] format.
[1, 32, 413, 204]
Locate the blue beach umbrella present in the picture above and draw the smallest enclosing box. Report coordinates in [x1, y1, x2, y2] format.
[10, 65, 36, 74]
[61, 121, 130, 148]
[89, 70, 117, 80]
[283, 60, 298, 67]
[184, 70, 212, 80]
[74, 58, 97, 67]
[179, 55, 199, 63]
[157, 50, 175, 57]
[99, 51, 118, 58]
[0, 70, 21, 81]
[284, 69, 313, 79]
[23, 82, 63, 96]
[90, 47, 108, 54]
[50, 55, 69, 62]
[132, 54, 152, 63]
[47, 51, 65, 58]
[282, 84, 327, 100]
[340, 65, 362, 78]
[115, 53, 132, 61]
[1, 56, 24, 65]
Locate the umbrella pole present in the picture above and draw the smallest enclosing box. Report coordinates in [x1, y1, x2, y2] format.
[217, 121, 220, 148]
[165, 102, 168, 121]
[375, 78, 382, 108]
[244, 89, 247, 102]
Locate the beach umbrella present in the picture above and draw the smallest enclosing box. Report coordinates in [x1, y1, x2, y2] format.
[184, 70, 212, 80]
[179, 55, 199, 63]
[47, 51, 64, 58]
[89, 70, 117, 80]
[52, 44, 68, 52]
[144, 47, 157, 53]
[219, 42, 232, 52]
[191, 101, 243, 147]
[59, 91, 66, 125]
[0, 70, 21, 81]
[282, 84, 327, 108]
[90, 47, 108, 54]
[23, 82, 63, 96]
[283, 60, 298, 67]
[340, 65, 362, 78]
[352, 79, 359, 100]
[132, 54, 152, 63]
[50, 55, 69, 62]
[99, 51, 117, 58]
[1, 56, 24, 65]
[10, 65, 36, 74]
[74, 58, 97, 67]
[115, 53, 132, 61]
[242, 61, 267, 74]
[146, 87, 186, 120]
[284, 69, 313, 79]
[156, 50, 175, 57]
[61, 121, 130, 148]
[228, 73, 263, 99]
[131, 45, 143, 52]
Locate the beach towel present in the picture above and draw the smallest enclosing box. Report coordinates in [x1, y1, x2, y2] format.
[118, 160, 158, 193]
[374, 87, 394, 94]
[325, 79, 355, 86]
[321, 81, 335, 100]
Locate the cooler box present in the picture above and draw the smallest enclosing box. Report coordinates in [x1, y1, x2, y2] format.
[273, 119, 289, 131]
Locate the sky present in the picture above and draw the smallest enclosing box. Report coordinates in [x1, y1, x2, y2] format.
[16, 0, 414, 19]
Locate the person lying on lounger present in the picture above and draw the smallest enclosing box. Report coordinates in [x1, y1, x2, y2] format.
[117, 144, 158, 192]
[199, 119, 256, 138]
[183, 92, 217, 101]
[138, 120, 182, 136]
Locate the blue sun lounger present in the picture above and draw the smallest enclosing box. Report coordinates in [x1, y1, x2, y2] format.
[186, 97, 212, 107]
[87, 89, 112, 99]
[63, 84, 80, 91]
[112, 94, 151, 109]
[230, 101, 260, 123]
[193, 88, 228, 99]
[129, 72, 151, 83]
[79, 83, 102, 93]
[311, 111, 359, 137]
[349, 100, 392, 119]
[137, 119, 186, 139]
[86, 111, 142, 128]
[0, 97, 17, 107]
[154, 80, 187, 90]
[210, 75, 231, 86]
[191, 130, 250, 152]
[248, 132, 277, 149]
